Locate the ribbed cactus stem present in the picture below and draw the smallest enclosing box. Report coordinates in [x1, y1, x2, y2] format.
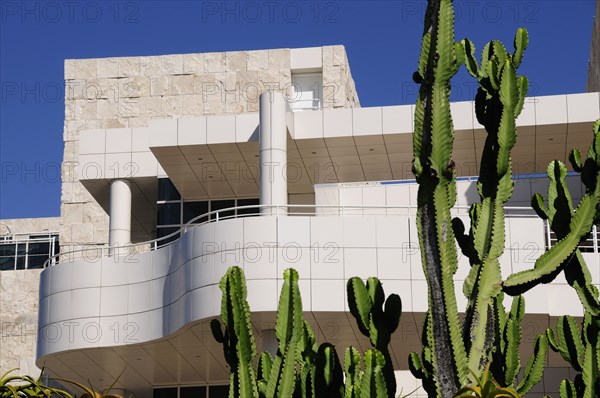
[412, 0, 468, 395]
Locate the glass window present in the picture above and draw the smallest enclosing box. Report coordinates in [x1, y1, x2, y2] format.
[183, 201, 209, 224]
[0, 254, 15, 270]
[158, 178, 181, 201]
[27, 241, 50, 256]
[158, 203, 181, 226]
[180, 386, 206, 398]
[153, 388, 178, 398]
[27, 256, 47, 269]
[236, 198, 260, 216]
[208, 386, 229, 398]
[211, 200, 235, 220]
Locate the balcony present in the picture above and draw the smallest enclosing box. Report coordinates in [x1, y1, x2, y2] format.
[36, 205, 600, 395]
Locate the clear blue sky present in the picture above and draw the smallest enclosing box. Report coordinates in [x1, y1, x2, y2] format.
[0, 0, 596, 219]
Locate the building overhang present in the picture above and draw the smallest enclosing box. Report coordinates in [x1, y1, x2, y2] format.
[76, 92, 600, 240]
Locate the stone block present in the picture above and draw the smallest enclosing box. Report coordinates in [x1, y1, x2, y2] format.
[205, 52, 226, 73]
[172, 74, 195, 95]
[193, 73, 216, 95]
[141, 56, 162, 77]
[119, 100, 141, 118]
[62, 203, 84, 224]
[129, 116, 149, 128]
[72, 183, 93, 202]
[101, 118, 127, 129]
[183, 53, 205, 74]
[247, 50, 268, 70]
[75, 59, 97, 80]
[162, 54, 183, 75]
[268, 49, 290, 69]
[139, 96, 162, 118]
[133, 76, 150, 98]
[63, 141, 78, 161]
[333, 45, 346, 66]
[204, 101, 226, 115]
[97, 99, 119, 120]
[119, 57, 141, 77]
[182, 94, 204, 115]
[226, 51, 248, 72]
[71, 223, 94, 243]
[151, 76, 172, 96]
[74, 100, 98, 120]
[162, 95, 183, 116]
[97, 58, 119, 78]
[322, 46, 334, 66]
[65, 59, 76, 80]
[83, 202, 108, 224]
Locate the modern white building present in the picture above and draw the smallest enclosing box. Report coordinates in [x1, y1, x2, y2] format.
[0, 25, 599, 398]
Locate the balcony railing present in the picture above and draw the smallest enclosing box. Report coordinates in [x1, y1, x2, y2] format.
[44, 204, 553, 268]
[1, 233, 59, 270]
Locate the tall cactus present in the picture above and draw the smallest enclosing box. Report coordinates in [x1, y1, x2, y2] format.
[212, 267, 402, 398]
[412, 1, 550, 396]
[411, 0, 469, 395]
[453, 29, 529, 374]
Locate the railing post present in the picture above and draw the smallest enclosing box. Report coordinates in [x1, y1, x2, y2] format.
[593, 225, 598, 253]
[545, 220, 552, 249]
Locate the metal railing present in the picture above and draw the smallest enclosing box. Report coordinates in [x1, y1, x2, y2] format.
[545, 222, 599, 253]
[44, 204, 540, 267]
[1, 233, 59, 270]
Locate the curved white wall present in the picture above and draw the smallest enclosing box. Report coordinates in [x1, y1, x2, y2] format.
[37, 214, 599, 361]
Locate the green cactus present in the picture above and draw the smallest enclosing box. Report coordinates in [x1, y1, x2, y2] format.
[346, 277, 401, 397]
[547, 310, 599, 398]
[411, 0, 469, 395]
[504, 120, 600, 316]
[212, 267, 402, 398]
[412, 1, 551, 396]
[211, 266, 259, 398]
[489, 294, 547, 395]
[453, 29, 530, 375]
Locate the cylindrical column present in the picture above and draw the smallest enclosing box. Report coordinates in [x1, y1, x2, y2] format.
[109, 179, 132, 255]
[259, 91, 288, 215]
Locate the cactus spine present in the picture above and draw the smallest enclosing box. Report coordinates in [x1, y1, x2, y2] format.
[212, 267, 401, 398]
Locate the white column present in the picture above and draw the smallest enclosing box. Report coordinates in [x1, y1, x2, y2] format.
[259, 91, 288, 215]
[109, 179, 132, 255]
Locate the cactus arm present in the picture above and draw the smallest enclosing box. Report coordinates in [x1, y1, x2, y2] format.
[347, 277, 401, 397]
[359, 350, 387, 398]
[344, 347, 362, 398]
[264, 268, 304, 398]
[515, 334, 548, 395]
[512, 28, 529, 68]
[314, 343, 343, 398]
[503, 188, 598, 296]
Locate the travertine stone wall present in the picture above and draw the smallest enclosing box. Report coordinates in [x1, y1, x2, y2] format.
[0, 270, 42, 378]
[0, 218, 58, 378]
[587, 0, 600, 91]
[61, 46, 360, 248]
